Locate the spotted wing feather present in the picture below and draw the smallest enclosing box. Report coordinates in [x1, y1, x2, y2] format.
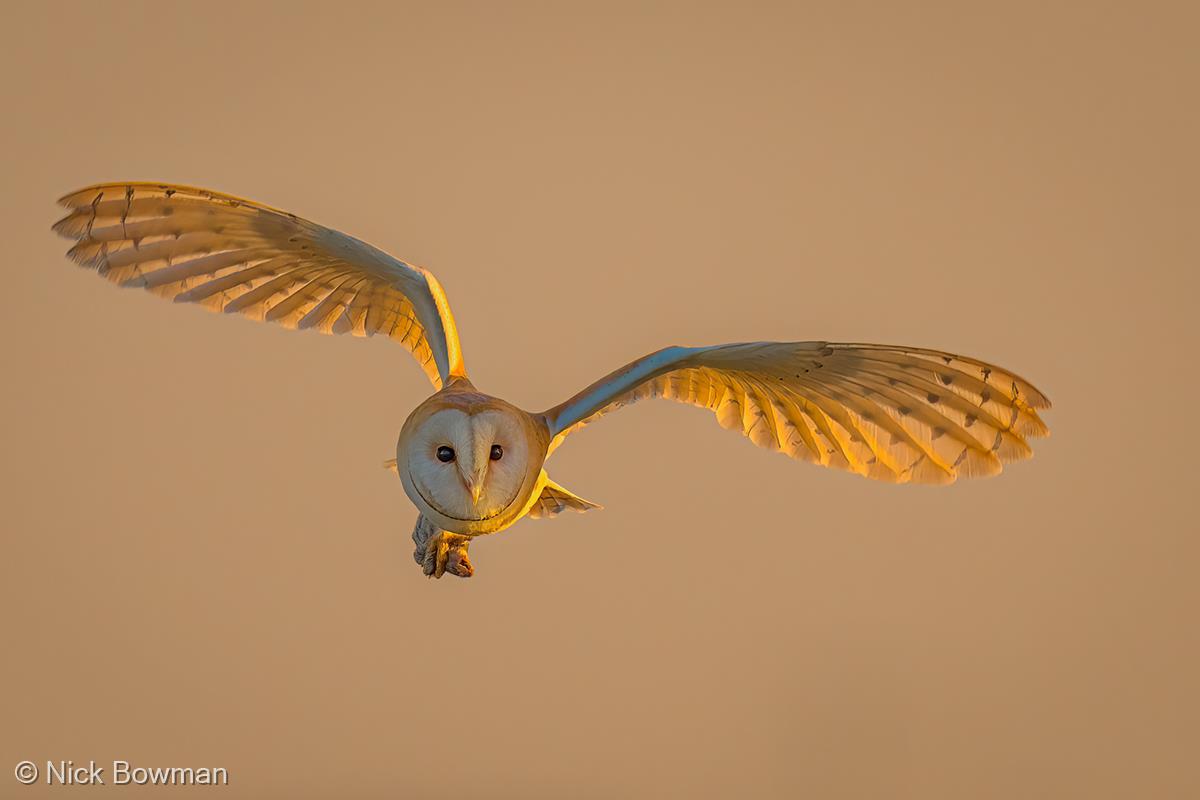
[542, 342, 1050, 485]
[53, 182, 466, 388]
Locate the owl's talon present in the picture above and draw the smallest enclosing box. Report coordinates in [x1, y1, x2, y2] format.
[418, 529, 472, 579]
[446, 547, 474, 577]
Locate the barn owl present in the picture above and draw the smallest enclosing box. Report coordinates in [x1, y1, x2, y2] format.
[53, 183, 1051, 579]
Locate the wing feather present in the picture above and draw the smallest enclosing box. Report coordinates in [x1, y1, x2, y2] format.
[53, 182, 466, 388]
[542, 342, 1050, 485]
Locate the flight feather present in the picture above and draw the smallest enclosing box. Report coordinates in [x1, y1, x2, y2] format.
[53, 182, 466, 387]
[542, 342, 1051, 485]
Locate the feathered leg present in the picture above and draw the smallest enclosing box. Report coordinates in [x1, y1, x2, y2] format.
[411, 515, 473, 578]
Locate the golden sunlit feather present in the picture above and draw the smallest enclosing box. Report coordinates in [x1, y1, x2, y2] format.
[54, 182, 464, 388]
[543, 342, 1050, 486]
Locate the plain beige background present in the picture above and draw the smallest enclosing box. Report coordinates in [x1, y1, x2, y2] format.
[2, 2, 1196, 798]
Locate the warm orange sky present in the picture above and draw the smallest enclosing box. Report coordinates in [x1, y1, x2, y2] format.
[2, 3, 1197, 798]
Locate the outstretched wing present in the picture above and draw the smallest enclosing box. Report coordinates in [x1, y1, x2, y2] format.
[541, 342, 1050, 485]
[53, 182, 466, 388]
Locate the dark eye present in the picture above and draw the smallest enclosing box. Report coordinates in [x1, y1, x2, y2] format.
[490, 444, 503, 461]
[436, 446, 455, 463]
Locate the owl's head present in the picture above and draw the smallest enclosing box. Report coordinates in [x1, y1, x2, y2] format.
[397, 391, 546, 534]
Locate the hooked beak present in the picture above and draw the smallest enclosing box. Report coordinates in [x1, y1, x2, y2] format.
[459, 464, 487, 504]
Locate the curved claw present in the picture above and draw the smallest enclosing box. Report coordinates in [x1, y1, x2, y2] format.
[446, 546, 474, 578]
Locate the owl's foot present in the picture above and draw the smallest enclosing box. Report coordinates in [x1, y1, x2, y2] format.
[421, 531, 473, 579]
[411, 515, 473, 579]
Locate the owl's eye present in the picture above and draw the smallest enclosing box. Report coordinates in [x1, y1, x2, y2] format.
[436, 446, 455, 463]
[490, 444, 503, 461]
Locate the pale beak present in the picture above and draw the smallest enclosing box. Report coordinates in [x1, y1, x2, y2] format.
[459, 464, 487, 504]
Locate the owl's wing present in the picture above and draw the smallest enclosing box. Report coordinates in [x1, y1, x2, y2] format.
[527, 477, 603, 519]
[541, 342, 1050, 485]
[53, 182, 466, 388]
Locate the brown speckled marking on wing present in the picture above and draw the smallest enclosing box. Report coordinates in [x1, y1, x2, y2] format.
[545, 342, 1050, 486]
[53, 182, 465, 388]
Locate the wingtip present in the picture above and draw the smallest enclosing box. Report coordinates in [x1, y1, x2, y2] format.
[55, 188, 84, 209]
[56, 183, 110, 209]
